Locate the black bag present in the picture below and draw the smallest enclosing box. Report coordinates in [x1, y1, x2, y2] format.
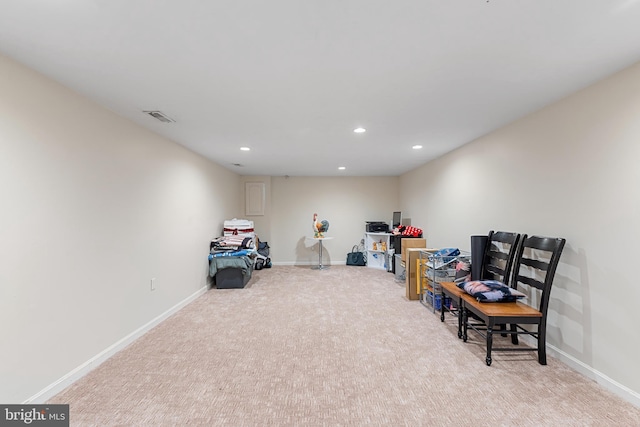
[346, 246, 366, 266]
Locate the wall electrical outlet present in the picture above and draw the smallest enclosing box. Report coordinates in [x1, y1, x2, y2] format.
[150, 278, 156, 291]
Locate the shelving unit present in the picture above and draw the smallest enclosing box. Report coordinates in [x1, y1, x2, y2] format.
[364, 232, 392, 270]
[419, 249, 471, 313]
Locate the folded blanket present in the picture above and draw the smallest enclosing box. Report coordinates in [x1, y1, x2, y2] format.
[211, 236, 254, 250]
[209, 255, 254, 277]
[457, 280, 526, 302]
[209, 249, 253, 260]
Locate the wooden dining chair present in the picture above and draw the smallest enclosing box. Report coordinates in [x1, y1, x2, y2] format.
[461, 235, 566, 365]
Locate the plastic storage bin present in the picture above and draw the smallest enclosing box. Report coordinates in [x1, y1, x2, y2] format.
[426, 290, 452, 311]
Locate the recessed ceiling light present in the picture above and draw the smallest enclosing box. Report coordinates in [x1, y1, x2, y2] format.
[412, 145, 423, 149]
[353, 127, 366, 133]
[240, 147, 250, 151]
[338, 166, 346, 170]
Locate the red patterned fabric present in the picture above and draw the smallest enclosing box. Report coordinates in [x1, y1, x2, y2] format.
[223, 227, 254, 235]
[401, 226, 422, 237]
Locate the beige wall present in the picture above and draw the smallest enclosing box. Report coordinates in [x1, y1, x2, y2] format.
[0, 54, 241, 403]
[269, 176, 399, 265]
[400, 61, 640, 403]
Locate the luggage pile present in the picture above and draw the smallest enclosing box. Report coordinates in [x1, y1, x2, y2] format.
[254, 241, 272, 270]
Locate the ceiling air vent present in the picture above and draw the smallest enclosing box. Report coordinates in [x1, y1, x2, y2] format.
[143, 110, 175, 123]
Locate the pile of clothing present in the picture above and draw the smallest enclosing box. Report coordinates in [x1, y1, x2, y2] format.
[208, 235, 255, 260]
[208, 234, 272, 272]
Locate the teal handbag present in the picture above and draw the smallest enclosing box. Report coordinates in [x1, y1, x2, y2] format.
[346, 246, 366, 266]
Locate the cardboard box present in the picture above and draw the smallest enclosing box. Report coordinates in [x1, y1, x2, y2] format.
[405, 248, 426, 300]
[401, 238, 426, 263]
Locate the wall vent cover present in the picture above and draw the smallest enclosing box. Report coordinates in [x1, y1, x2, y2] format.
[143, 110, 175, 123]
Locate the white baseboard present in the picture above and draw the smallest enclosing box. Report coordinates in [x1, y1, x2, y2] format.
[546, 344, 640, 408]
[24, 286, 208, 404]
[516, 335, 640, 408]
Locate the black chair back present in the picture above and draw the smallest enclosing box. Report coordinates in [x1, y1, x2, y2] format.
[481, 231, 521, 284]
[511, 235, 566, 317]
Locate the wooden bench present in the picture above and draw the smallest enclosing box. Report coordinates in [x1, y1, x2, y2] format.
[440, 231, 521, 338]
[460, 235, 566, 366]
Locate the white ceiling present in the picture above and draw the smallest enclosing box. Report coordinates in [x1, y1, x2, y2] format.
[1, 1, 640, 176]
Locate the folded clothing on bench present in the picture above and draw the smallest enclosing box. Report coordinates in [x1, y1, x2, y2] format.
[458, 280, 526, 303]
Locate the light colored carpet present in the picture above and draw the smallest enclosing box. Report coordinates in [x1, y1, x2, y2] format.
[50, 266, 640, 426]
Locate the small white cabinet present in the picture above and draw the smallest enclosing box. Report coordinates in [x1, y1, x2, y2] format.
[364, 232, 392, 270]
